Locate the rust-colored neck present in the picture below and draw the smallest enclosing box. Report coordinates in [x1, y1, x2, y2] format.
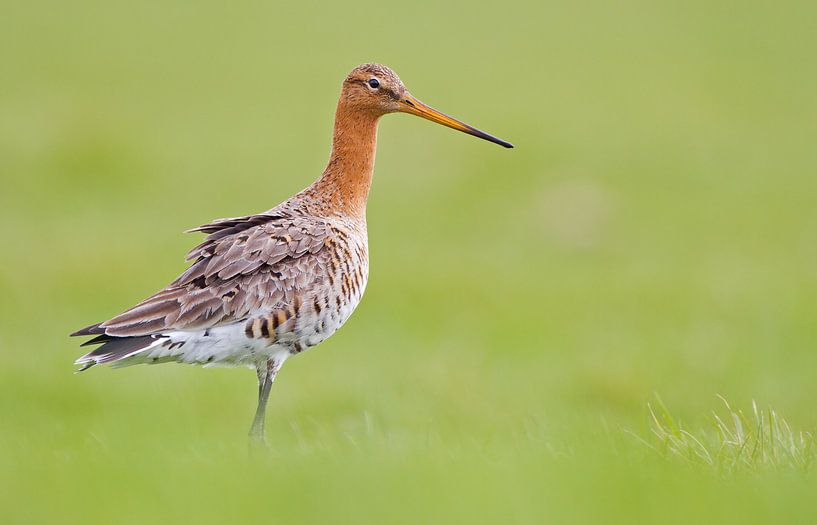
[306, 99, 380, 218]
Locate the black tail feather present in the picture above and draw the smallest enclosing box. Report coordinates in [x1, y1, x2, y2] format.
[75, 335, 160, 370]
[80, 334, 115, 347]
[70, 323, 105, 337]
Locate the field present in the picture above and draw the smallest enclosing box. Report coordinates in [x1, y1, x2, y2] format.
[1, 0, 816, 522]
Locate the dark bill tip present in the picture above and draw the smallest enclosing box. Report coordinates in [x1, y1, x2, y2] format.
[465, 126, 514, 149]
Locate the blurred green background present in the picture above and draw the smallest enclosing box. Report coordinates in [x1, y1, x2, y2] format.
[2, 0, 816, 522]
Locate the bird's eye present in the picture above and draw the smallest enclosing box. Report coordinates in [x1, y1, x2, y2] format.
[368, 78, 380, 89]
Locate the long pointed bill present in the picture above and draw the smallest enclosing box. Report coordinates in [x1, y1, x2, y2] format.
[400, 94, 513, 148]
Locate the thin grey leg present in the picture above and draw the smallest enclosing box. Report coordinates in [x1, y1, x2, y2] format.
[249, 358, 278, 443]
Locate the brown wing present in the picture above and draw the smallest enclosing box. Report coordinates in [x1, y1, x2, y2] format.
[73, 213, 332, 338]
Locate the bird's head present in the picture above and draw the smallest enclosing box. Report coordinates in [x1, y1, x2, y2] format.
[341, 63, 513, 148]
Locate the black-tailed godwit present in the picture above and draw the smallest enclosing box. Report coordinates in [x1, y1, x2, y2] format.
[71, 63, 512, 441]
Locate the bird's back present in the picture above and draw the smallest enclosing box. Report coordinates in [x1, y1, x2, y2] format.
[72, 199, 369, 370]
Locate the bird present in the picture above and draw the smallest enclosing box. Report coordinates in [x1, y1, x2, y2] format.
[70, 63, 512, 442]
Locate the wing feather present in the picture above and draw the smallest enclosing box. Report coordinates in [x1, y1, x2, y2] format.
[74, 212, 336, 339]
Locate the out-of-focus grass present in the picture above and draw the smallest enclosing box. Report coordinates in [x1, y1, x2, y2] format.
[2, 0, 817, 523]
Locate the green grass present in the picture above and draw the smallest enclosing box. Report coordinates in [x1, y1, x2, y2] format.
[635, 396, 815, 474]
[2, 0, 817, 523]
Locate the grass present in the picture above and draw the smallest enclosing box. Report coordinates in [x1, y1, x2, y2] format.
[2, 0, 817, 523]
[635, 396, 815, 475]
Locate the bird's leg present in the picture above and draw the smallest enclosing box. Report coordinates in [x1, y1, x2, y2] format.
[249, 358, 278, 443]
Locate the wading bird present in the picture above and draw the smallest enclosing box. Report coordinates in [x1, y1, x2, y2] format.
[71, 63, 512, 442]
